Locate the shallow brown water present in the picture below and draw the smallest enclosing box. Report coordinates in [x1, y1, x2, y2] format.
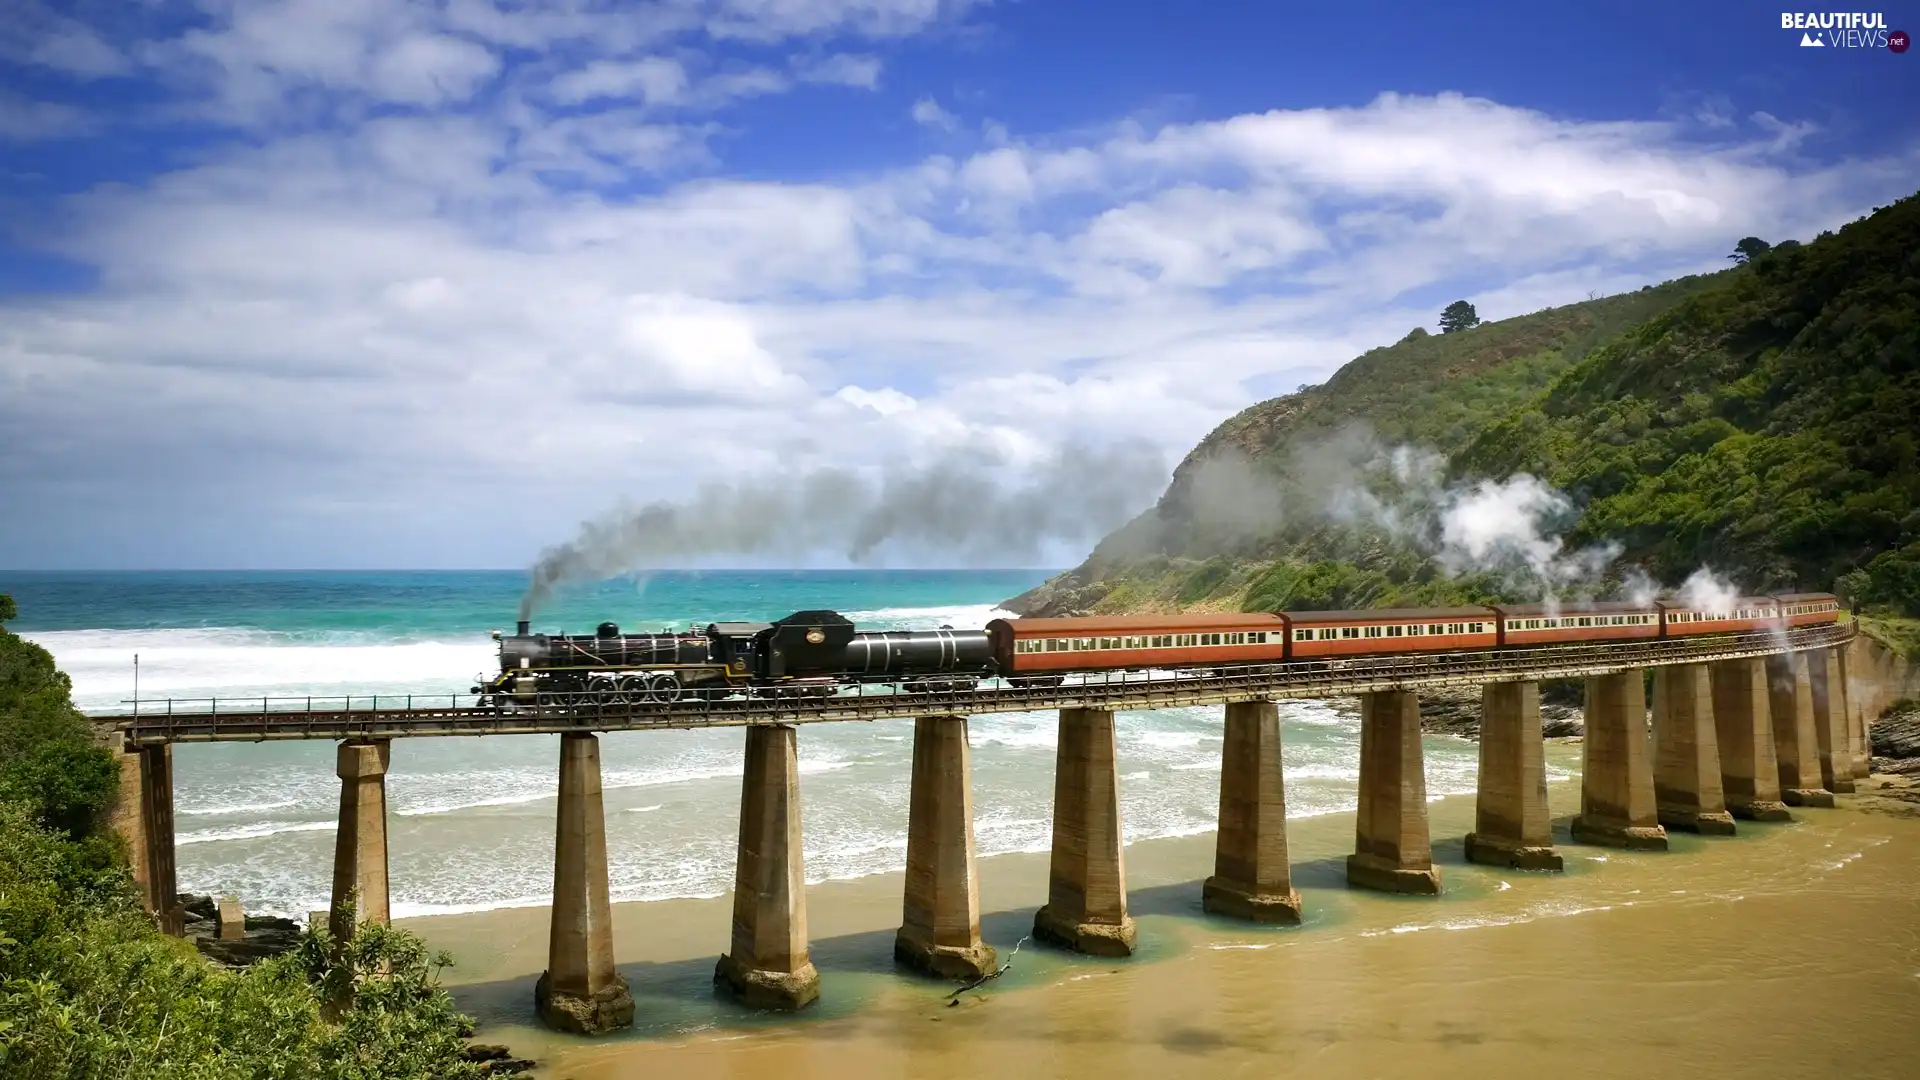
[407, 762, 1920, 1080]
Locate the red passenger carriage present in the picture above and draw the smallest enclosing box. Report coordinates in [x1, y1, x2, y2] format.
[1491, 601, 1661, 646]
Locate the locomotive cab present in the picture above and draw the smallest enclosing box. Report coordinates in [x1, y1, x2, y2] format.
[706, 621, 773, 678]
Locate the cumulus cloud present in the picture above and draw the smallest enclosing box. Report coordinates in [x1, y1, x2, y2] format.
[796, 52, 884, 88]
[911, 95, 957, 130]
[1, 7, 1916, 567]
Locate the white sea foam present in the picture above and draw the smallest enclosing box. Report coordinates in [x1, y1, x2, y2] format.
[395, 791, 553, 817]
[177, 798, 300, 817]
[26, 627, 493, 712]
[179, 820, 336, 845]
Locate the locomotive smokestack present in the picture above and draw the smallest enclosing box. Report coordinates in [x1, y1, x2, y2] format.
[516, 620, 530, 637]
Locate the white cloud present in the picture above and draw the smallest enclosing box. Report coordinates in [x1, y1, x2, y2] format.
[0, 91, 95, 141]
[550, 58, 691, 106]
[1, 81, 1915, 567]
[28, 27, 130, 78]
[796, 52, 883, 88]
[368, 33, 502, 106]
[911, 95, 956, 130]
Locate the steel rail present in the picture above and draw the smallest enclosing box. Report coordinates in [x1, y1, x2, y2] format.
[112, 624, 1854, 746]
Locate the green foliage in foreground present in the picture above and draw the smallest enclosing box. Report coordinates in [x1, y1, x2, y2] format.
[1859, 615, 1920, 663]
[0, 803, 486, 1080]
[0, 594, 486, 1080]
[0, 601, 118, 840]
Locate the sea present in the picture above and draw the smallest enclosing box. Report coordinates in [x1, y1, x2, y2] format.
[3, 570, 1529, 921]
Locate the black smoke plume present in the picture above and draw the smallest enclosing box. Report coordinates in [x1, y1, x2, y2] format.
[519, 441, 1168, 619]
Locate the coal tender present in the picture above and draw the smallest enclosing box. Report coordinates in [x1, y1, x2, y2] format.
[475, 609, 998, 707]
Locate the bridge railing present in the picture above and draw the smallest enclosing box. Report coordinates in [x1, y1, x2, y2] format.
[109, 623, 1854, 745]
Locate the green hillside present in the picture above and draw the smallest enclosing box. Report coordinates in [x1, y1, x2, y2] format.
[1009, 192, 1920, 618]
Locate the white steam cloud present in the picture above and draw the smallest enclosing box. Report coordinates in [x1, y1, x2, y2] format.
[520, 441, 1168, 618]
[1175, 425, 1749, 609]
[1677, 566, 1742, 615]
[1308, 433, 1622, 601]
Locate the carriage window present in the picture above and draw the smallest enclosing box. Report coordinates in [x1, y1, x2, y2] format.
[1318, 628, 1336, 640]
[1209, 633, 1223, 645]
[1406, 624, 1422, 636]
[1363, 626, 1383, 638]
[1385, 625, 1402, 637]
[1340, 627, 1359, 639]
[1294, 629, 1311, 641]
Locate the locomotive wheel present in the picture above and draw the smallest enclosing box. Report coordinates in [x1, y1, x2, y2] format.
[617, 675, 647, 704]
[536, 690, 564, 711]
[647, 672, 682, 704]
[588, 676, 616, 708]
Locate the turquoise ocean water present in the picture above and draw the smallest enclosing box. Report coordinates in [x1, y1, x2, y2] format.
[6, 570, 1521, 919]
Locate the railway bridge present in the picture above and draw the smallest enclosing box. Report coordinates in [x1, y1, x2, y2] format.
[106, 622, 1879, 1032]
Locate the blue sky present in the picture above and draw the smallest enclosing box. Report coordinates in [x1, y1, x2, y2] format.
[2, 0, 1916, 570]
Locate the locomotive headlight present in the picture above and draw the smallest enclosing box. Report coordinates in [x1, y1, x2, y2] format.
[806, 629, 826, 644]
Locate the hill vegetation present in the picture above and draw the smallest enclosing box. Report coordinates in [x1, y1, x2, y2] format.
[1009, 192, 1920, 619]
[0, 594, 490, 1079]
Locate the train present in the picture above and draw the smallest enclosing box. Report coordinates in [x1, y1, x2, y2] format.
[472, 593, 1841, 708]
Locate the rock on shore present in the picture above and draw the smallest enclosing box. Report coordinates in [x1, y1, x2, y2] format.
[1869, 699, 1920, 761]
[1408, 684, 1585, 741]
[179, 894, 303, 967]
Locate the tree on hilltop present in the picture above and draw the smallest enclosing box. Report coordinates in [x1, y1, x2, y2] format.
[1729, 236, 1771, 264]
[1439, 300, 1480, 334]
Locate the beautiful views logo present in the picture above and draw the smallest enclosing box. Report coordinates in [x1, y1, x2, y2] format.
[1780, 11, 1908, 49]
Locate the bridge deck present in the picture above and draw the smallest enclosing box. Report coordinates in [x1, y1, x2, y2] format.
[110, 624, 1850, 745]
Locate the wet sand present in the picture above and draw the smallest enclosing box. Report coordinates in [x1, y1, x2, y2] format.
[404, 751, 1920, 1080]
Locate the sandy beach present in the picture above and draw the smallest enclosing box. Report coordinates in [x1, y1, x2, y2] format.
[401, 750, 1920, 1080]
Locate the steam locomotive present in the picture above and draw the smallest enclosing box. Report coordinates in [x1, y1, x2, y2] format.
[473, 593, 1843, 709]
[473, 610, 1000, 707]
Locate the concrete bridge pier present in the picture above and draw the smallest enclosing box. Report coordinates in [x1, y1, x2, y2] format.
[1465, 681, 1562, 871]
[1766, 654, 1835, 808]
[538, 733, 634, 1034]
[716, 724, 820, 1010]
[1572, 671, 1668, 850]
[1203, 699, 1303, 922]
[1710, 658, 1792, 821]
[896, 716, 996, 979]
[1034, 707, 1137, 956]
[329, 739, 392, 938]
[1347, 690, 1442, 894]
[1809, 649, 1856, 793]
[1651, 665, 1736, 834]
[1840, 649, 1870, 780]
[117, 740, 184, 935]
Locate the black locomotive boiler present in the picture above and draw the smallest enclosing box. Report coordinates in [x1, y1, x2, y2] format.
[474, 609, 999, 707]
